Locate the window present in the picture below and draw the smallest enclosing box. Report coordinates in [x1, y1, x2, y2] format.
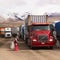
[31, 25, 50, 31]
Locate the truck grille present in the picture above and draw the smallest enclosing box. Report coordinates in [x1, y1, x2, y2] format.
[7, 34, 10, 36]
[38, 35, 48, 42]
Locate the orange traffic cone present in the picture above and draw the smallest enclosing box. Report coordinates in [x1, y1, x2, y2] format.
[14, 43, 19, 51]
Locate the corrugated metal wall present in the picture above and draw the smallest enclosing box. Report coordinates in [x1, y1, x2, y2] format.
[27, 15, 48, 25]
[30, 15, 47, 23]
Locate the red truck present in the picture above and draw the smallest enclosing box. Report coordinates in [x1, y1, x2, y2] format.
[24, 15, 56, 49]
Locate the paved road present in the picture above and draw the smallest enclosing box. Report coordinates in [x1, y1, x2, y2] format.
[0, 38, 60, 60]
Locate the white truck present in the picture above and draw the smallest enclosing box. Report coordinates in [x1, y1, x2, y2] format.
[5, 28, 12, 37]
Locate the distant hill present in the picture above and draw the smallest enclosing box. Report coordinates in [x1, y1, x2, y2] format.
[46, 13, 60, 17]
[0, 15, 24, 27]
[0, 16, 6, 23]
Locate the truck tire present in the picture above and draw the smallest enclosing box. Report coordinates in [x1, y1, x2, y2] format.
[27, 39, 33, 49]
[24, 38, 28, 44]
[27, 39, 30, 47]
[26, 38, 34, 49]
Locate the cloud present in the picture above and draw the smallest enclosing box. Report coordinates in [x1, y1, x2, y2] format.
[0, 0, 60, 17]
[0, 0, 27, 9]
[37, 0, 60, 6]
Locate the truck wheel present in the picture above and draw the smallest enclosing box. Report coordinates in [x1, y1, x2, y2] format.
[27, 39, 30, 47]
[29, 42, 34, 49]
[27, 39, 32, 48]
[25, 38, 28, 44]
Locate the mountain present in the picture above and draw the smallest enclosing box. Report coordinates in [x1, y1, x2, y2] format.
[0, 13, 24, 23]
[0, 16, 6, 23]
[44, 12, 60, 17]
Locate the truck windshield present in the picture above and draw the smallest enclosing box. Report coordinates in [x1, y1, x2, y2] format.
[32, 25, 50, 31]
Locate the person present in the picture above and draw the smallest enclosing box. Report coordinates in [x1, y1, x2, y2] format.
[16, 35, 19, 41]
[16, 33, 19, 41]
[14, 34, 19, 44]
[14, 38, 18, 45]
[14, 37, 19, 51]
[10, 40, 14, 50]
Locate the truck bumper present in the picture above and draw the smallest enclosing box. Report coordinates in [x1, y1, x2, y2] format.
[31, 41, 56, 47]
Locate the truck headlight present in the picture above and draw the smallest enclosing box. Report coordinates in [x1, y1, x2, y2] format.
[49, 39, 53, 42]
[33, 39, 37, 41]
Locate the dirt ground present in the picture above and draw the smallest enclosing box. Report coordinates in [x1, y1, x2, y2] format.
[0, 37, 60, 60]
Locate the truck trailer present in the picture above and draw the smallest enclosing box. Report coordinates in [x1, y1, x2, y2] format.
[55, 21, 60, 41]
[24, 15, 56, 48]
[19, 25, 25, 39]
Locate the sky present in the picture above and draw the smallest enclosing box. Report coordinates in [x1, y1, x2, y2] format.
[0, 0, 60, 18]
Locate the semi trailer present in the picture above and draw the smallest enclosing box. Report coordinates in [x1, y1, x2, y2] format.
[19, 25, 25, 39]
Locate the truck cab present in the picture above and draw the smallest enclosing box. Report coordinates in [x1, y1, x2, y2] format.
[26, 23, 56, 48]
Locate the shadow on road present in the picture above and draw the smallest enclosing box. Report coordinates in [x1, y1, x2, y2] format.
[18, 39, 60, 50]
[0, 37, 60, 50]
